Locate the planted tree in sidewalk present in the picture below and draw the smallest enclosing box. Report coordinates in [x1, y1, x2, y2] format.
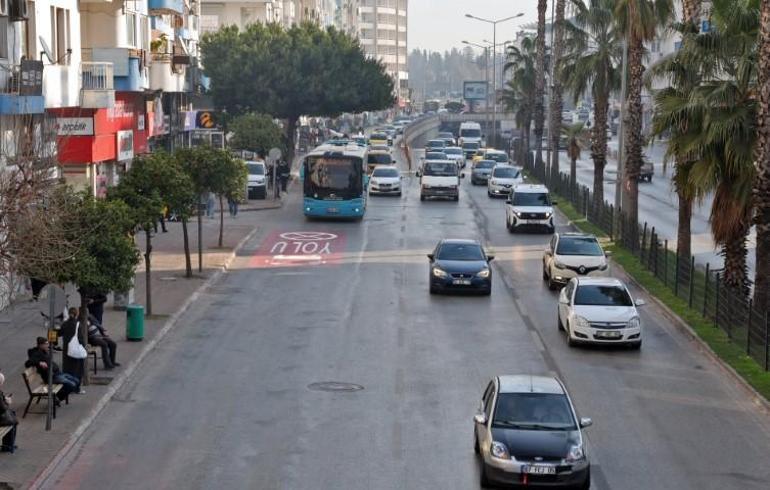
[163, 157, 197, 278]
[562, 122, 589, 191]
[534, 0, 548, 168]
[503, 37, 538, 165]
[549, 0, 567, 178]
[753, 0, 770, 311]
[229, 113, 287, 157]
[211, 155, 247, 248]
[108, 155, 167, 316]
[201, 22, 394, 166]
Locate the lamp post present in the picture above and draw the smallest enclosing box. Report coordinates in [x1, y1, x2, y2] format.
[462, 40, 491, 138]
[482, 39, 514, 90]
[466, 12, 524, 147]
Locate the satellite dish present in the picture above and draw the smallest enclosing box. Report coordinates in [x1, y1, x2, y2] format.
[39, 36, 54, 63]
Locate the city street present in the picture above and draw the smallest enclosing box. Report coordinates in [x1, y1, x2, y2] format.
[39, 136, 770, 490]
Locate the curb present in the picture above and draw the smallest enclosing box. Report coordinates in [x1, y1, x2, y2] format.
[27, 226, 262, 490]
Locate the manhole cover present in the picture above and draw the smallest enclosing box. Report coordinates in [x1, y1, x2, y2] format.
[307, 381, 364, 392]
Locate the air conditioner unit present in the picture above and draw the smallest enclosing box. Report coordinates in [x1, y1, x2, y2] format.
[10, 0, 28, 21]
[0, 0, 9, 17]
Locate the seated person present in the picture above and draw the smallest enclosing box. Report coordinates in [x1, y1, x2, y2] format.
[0, 372, 18, 453]
[25, 337, 80, 401]
[86, 314, 119, 370]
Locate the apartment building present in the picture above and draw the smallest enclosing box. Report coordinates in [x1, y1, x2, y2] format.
[200, 0, 335, 33]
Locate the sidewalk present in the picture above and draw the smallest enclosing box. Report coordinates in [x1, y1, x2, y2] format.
[0, 197, 280, 488]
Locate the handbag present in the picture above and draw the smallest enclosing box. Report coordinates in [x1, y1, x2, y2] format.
[67, 321, 88, 360]
[0, 394, 17, 426]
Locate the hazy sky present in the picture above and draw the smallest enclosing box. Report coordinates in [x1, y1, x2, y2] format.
[409, 0, 543, 53]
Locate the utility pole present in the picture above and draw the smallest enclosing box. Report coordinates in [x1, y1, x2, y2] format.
[463, 40, 492, 139]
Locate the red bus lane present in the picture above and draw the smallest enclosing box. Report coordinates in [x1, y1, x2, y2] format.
[251, 231, 348, 268]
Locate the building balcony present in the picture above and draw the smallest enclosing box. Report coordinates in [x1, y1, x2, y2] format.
[149, 53, 186, 93]
[83, 48, 149, 92]
[149, 0, 184, 16]
[80, 62, 115, 109]
[0, 63, 45, 115]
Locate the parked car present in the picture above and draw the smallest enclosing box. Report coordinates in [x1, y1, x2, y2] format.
[558, 277, 644, 349]
[474, 375, 592, 489]
[505, 184, 555, 233]
[488, 165, 524, 198]
[428, 239, 493, 294]
[542, 233, 610, 290]
[246, 160, 267, 199]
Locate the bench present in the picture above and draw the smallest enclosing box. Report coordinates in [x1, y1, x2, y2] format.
[87, 345, 100, 375]
[21, 367, 68, 418]
[0, 426, 14, 453]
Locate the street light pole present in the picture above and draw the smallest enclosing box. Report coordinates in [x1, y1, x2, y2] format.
[466, 12, 524, 147]
[463, 40, 492, 139]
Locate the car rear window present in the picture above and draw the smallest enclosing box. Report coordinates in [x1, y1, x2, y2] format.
[445, 148, 463, 155]
[493, 393, 576, 430]
[476, 161, 495, 169]
[487, 153, 509, 163]
[463, 142, 480, 150]
[368, 153, 393, 165]
[436, 243, 485, 261]
[574, 285, 632, 307]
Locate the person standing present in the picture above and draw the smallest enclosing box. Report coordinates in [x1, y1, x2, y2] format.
[59, 308, 86, 387]
[278, 160, 290, 192]
[205, 191, 216, 219]
[86, 292, 108, 326]
[227, 195, 239, 218]
[0, 372, 18, 453]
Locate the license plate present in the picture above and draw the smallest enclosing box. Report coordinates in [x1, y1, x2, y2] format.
[523, 464, 556, 475]
[326, 207, 339, 213]
[596, 331, 622, 339]
[452, 279, 472, 285]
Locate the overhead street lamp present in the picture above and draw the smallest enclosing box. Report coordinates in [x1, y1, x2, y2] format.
[462, 40, 491, 138]
[483, 39, 515, 89]
[466, 12, 524, 146]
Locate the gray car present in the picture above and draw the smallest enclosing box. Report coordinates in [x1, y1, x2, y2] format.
[471, 160, 496, 185]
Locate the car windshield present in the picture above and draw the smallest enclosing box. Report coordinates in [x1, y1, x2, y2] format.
[428, 140, 446, 148]
[368, 153, 392, 165]
[487, 153, 508, 163]
[372, 167, 399, 177]
[556, 237, 604, 256]
[493, 167, 519, 178]
[445, 148, 463, 155]
[493, 393, 576, 430]
[436, 243, 485, 261]
[463, 142, 480, 150]
[247, 163, 265, 175]
[423, 161, 458, 176]
[461, 128, 482, 138]
[574, 285, 633, 307]
[475, 161, 495, 169]
[512, 192, 550, 206]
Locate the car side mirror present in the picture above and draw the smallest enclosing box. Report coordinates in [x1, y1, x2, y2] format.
[579, 417, 593, 428]
[474, 413, 488, 425]
[635, 298, 646, 307]
[427, 254, 434, 261]
[486, 255, 495, 262]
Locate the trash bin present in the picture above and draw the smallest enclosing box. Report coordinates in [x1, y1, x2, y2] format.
[126, 304, 145, 341]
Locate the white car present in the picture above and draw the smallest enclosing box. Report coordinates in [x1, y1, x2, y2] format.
[542, 233, 609, 290]
[488, 165, 524, 198]
[558, 277, 644, 349]
[443, 146, 466, 167]
[369, 165, 402, 196]
[246, 160, 267, 199]
[505, 184, 555, 233]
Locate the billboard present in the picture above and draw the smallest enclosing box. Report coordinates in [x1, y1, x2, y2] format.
[463, 81, 488, 101]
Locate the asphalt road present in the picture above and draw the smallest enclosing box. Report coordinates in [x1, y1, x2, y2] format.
[40, 135, 770, 490]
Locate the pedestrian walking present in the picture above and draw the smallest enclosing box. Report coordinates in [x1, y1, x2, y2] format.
[0, 372, 18, 453]
[227, 195, 239, 218]
[206, 192, 216, 218]
[85, 291, 108, 326]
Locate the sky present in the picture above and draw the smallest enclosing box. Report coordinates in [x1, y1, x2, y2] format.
[409, 0, 543, 53]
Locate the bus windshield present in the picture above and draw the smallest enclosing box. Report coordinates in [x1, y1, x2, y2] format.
[304, 156, 364, 200]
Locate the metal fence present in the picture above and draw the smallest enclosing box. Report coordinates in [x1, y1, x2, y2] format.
[523, 155, 770, 371]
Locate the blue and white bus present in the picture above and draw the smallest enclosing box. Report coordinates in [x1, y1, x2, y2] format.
[301, 141, 369, 219]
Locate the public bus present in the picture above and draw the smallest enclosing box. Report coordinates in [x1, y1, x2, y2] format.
[301, 141, 369, 219]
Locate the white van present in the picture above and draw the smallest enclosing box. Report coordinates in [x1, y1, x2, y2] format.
[418, 160, 463, 201]
[459, 122, 484, 147]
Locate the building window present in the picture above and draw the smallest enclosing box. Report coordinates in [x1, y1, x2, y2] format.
[50, 7, 71, 64]
[126, 12, 137, 48]
[0, 17, 8, 60]
[24, 2, 37, 60]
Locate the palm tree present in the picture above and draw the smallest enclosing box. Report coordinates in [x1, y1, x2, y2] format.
[504, 37, 538, 164]
[549, 0, 567, 178]
[753, 0, 770, 310]
[562, 122, 589, 190]
[561, 0, 621, 209]
[614, 0, 674, 232]
[648, 0, 702, 262]
[534, 0, 549, 169]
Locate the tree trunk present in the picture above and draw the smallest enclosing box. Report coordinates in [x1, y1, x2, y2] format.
[182, 218, 192, 278]
[622, 37, 645, 235]
[145, 229, 152, 316]
[591, 92, 609, 209]
[722, 225, 750, 296]
[286, 116, 299, 174]
[78, 294, 90, 385]
[534, 0, 548, 168]
[676, 181, 693, 262]
[681, 0, 701, 24]
[753, 0, 770, 311]
[218, 195, 224, 248]
[549, 0, 566, 179]
[570, 157, 577, 190]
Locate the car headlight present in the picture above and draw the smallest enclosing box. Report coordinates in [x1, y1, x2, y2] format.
[599, 263, 608, 271]
[477, 268, 490, 278]
[432, 267, 448, 278]
[490, 179, 497, 185]
[544, 212, 552, 218]
[449, 185, 458, 189]
[554, 260, 567, 269]
[574, 316, 590, 329]
[490, 441, 510, 460]
[565, 444, 585, 463]
[628, 316, 641, 329]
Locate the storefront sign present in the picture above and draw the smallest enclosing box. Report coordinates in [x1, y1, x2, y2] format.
[57, 117, 94, 136]
[117, 130, 134, 161]
[196, 111, 217, 129]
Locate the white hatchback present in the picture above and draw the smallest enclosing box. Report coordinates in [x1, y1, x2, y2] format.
[488, 165, 524, 197]
[543, 233, 609, 290]
[557, 277, 644, 349]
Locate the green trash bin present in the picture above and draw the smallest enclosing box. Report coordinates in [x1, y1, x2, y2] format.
[126, 304, 145, 341]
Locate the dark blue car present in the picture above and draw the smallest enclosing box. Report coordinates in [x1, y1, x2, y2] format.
[428, 239, 494, 295]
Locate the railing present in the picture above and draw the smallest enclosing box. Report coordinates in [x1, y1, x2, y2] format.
[80, 62, 114, 91]
[521, 152, 770, 371]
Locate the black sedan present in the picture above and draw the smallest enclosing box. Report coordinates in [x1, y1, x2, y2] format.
[428, 239, 494, 295]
